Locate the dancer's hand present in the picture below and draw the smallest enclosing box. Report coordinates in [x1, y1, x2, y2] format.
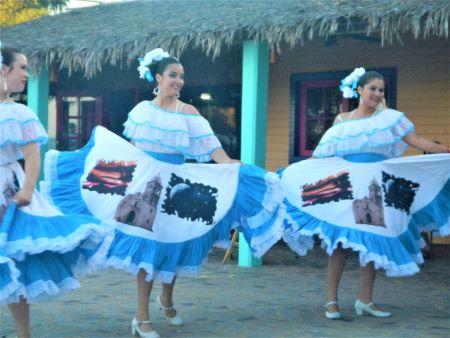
[14, 189, 33, 206]
[228, 159, 243, 164]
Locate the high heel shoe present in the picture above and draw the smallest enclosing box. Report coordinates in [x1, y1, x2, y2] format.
[155, 295, 184, 326]
[354, 299, 391, 317]
[131, 317, 160, 338]
[325, 301, 342, 320]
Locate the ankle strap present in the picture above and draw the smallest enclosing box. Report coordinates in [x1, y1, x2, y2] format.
[157, 296, 175, 310]
[325, 301, 338, 307]
[137, 319, 152, 324]
[357, 299, 374, 307]
[159, 304, 174, 310]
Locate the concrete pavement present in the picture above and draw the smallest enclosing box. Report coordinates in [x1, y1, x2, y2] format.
[1, 242, 449, 338]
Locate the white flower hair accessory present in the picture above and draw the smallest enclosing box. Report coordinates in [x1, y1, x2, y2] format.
[339, 67, 366, 98]
[137, 48, 170, 83]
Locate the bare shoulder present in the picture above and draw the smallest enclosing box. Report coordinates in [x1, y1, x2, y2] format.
[179, 102, 200, 115]
[334, 112, 351, 124]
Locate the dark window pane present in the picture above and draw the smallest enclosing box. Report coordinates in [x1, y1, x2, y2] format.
[325, 86, 342, 116]
[306, 87, 324, 117]
[306, 119, 326, 150]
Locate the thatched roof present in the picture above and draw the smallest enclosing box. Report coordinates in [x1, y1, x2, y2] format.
[2, 0, 449, 76]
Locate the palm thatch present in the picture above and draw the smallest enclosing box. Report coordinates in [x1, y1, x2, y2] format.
[2, 0, 449, 77]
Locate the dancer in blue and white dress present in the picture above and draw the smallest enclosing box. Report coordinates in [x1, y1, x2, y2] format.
[0, 47, 112, 337]
[280, 68, 449, 320]
[42, 48, 285, 338]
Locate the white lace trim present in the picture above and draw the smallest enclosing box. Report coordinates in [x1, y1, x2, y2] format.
[0, 102, 48, 147]
[5, 222, 111, 260]
[2, 277, 81, 304]
[313, 109, 414, 158]
[123, 101, 222, 162]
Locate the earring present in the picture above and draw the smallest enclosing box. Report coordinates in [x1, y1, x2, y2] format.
[152, 86, 159, 96]
[2, 78, 7, 92]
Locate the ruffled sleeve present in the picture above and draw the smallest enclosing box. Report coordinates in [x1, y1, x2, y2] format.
[0, 102, 48, 148]
[183, 115, 222, 162]
[313, 109, 414, 159]
[123, 101, 222, 162]
[123, 101, 190, 151]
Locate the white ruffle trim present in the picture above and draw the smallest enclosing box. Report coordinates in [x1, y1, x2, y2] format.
[124, 101, 222, 162]
[0, 256, 21, 302]
[0, 102, 48, 147]
[5, 222, 111, 261]
[313, 109, 414, 158]
[105, 256, 209, 284]
[283, 214, 422, 277]
[2, 277, 81, 304]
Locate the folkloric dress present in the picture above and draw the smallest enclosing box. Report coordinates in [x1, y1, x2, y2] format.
[0, 102, 112, 304]
[42, 100, 285, 283]
[280, 108, 449, 276]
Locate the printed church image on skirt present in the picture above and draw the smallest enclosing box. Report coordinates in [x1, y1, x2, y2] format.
[352, 178, 385, 227]
[114, 175, 163, 231]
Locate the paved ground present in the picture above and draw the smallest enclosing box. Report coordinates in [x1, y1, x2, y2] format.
[1, 242, 449, 338]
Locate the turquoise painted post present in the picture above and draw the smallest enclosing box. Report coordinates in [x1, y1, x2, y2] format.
[27, 66, 49, 180]
[238, 40, 270, 267]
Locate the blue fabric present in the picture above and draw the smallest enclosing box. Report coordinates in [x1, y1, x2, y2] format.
[318, 113, 410, 145]
[123, 130, 221, 159]
[45, 134, 96, 216]
[0, 203, 109, 304]
[144, 151, 185, 165]
[1, 204, 101, 244]
[315, 125, 414, 158]
[409, 179, 450, 236]
[3, 250, 81, 304]
[283, 198, 422, 277]
[106, 164, 285, 282]
[43, 127, 285, 283]
[0, 136, 48, 149]
[0, 252, 19, 302]
[343, 153, 388, 162]
[126, 115, 214, 139]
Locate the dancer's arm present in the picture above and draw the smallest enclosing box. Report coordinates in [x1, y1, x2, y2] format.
[14, 142, 40, 206]
[403, 133, 449, 153]
[211, 148, 241, 164]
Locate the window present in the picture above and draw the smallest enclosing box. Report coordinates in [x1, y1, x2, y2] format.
[56, 92, 104, 150]
[290, 68, 396, 162]
[181, 84, 241, 159]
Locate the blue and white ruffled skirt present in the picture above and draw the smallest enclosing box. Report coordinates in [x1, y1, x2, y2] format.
[0, 162, 112, 304]
[280, 153, 449, 277]
[41, 127, 286, 283]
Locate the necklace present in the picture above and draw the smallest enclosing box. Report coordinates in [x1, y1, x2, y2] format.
[154, 98, 179, 112]
[349, 109, 375, 120]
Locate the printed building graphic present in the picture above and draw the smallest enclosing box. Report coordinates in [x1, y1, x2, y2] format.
[0, 173, 19, 224]
[352, 178, 385, 227]
[114, 175, 163, 231]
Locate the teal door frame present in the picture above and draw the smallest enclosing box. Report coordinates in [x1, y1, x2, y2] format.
[238, 40, 270, 267]
[27, 66, 49, 180]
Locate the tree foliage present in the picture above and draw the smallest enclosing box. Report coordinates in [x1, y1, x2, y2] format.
[0, 0, 69, 27]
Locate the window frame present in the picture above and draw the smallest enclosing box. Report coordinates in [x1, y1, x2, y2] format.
[289, 68, 396, 163]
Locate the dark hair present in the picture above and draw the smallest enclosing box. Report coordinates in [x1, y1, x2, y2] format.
[357, 70, 384, 88]
[149, 56, 181, 82]
[1, 47, 22, 67]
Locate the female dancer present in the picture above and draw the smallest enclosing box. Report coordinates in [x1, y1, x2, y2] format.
[42, 48, 285, 338]
[281, 68, 449, 319]
[0, 46, 111, 337]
